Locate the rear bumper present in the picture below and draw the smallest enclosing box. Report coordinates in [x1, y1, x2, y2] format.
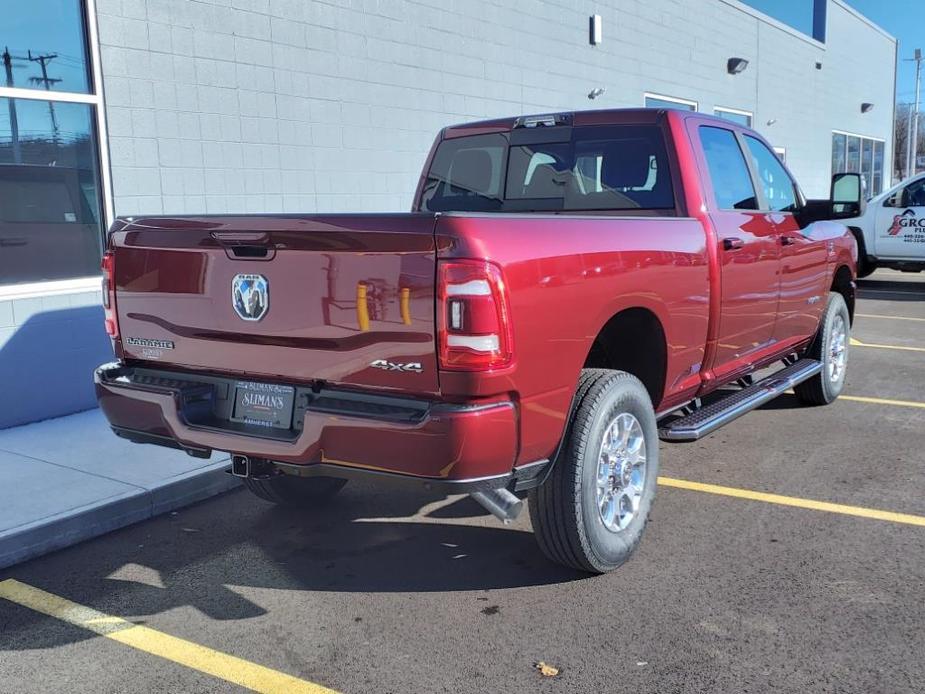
[95, 362, 536, 491]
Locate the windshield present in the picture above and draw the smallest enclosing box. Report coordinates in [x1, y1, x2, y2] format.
[419, 125, 676, 214]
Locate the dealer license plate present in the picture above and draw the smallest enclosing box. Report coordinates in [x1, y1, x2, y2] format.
[231, 381, 295, 429]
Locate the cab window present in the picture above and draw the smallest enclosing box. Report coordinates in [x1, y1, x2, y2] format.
[899, 178, 925, 207]
[420, 125, 675, 213]
[744, 136, 798, 212]
[699, 126, 758, 210]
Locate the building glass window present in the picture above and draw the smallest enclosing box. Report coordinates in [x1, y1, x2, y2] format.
[714, 108, 753, 127]
[861, 138, 873, 195]
[831, 133, 846, 175]
[846, 136, 860, 174]
[4, 1, 92, 94]
[832, 131, 884, 197]
[0, 0, 107, 287]
[644, 93, 697, 111]
[738, 0, 815, 39]
[872, 141, 884, 196]
[0, 99, 102, 283]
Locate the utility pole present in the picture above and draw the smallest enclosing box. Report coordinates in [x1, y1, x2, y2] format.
[27, 50, 61, 144]
[906, 48, 923, 179]
[2, 46, 22, 164]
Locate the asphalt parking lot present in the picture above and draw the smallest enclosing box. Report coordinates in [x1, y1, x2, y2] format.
[1, 269, 923, 694]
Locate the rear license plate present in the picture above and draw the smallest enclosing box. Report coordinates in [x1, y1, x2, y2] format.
[231, 381, 295, 429]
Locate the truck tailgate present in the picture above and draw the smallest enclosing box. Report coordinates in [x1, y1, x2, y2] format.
[110, 214, 440, 397]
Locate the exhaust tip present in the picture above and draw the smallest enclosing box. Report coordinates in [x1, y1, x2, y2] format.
[471, 488, 523, 524]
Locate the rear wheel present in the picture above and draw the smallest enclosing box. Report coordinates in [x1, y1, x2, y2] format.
[794, 292, 850, 406]
[529, 369, 659, 574]
[243, 473, 347, 506]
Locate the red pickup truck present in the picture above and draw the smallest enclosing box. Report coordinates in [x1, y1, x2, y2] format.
[96, 109, 858, 574]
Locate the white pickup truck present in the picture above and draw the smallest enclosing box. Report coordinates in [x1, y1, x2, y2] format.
[843, 173, 925, 276]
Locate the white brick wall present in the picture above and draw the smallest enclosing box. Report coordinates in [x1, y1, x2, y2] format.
[95, 0, 895, 214]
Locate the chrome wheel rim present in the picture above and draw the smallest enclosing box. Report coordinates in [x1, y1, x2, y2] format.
[596, 412, 647, 533]
[828, 314, 848, 383]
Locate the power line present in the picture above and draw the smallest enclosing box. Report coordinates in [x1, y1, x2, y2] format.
[2, 46, 24, 163]
[26, 50, 62, 143]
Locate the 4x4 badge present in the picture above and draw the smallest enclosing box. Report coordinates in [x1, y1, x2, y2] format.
[370, 359, 423, 373]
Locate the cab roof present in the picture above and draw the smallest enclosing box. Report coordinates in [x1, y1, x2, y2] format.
[441, 108, 743, 139]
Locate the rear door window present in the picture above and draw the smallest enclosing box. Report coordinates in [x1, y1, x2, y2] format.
[699, 126, 758, 211]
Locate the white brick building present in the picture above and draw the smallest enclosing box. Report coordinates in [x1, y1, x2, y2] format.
[0, 0, 897, 427]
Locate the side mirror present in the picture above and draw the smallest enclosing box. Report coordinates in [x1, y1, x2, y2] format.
[830, 172, 865, 218]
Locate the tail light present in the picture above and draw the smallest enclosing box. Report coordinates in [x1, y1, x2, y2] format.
[101, 251, 119, 338]
[438, 260, 513, 371]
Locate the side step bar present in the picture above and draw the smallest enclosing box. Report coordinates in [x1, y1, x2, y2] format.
[659, 359, 823, 442]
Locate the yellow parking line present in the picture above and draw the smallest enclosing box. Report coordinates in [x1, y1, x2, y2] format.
[839, 394, 925, 409]
[856, 312, 925, 323]
[781, 389, 925, 410]
[0, 580, 338, 694]
[850, 336, 925, 353]
[859, 288, 923, 297]
[658, 477, 925, 527]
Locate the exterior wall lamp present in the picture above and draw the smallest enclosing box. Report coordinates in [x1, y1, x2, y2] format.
[861, 102, 874, 113]
[727, 57, 749, 74]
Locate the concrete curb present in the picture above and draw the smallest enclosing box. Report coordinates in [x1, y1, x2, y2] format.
[0, 464, 240, 570]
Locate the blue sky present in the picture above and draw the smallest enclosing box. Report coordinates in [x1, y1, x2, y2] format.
[844, 0, 925, 107]
[744, 0, 925, 107]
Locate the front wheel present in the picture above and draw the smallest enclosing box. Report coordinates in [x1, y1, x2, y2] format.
[794, 292, 850, 406]
[856, 259, 877, 279]
[849, 229, 876, 278]
[529, 369, 659, 574]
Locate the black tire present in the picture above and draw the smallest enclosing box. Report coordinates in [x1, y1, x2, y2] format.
[529, 369, 659, 574]
[243, 473, 347, 506]
[794, 292, 850, 406]
[857, 257, 877, 279]
[850, 229, 876, 278]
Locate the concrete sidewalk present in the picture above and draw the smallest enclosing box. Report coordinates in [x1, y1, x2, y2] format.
[0, 409, 239, 569]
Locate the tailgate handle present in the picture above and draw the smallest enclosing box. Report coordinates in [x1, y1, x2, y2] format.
[211, 232, 275, 260]
[229, 245, 270, 258]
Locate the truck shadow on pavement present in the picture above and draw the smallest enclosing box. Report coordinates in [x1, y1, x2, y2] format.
[0, 482, 585, 651]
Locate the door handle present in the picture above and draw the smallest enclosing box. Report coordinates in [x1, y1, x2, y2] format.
[723, 237, 744, 251]
[780, 235, 797, 246]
